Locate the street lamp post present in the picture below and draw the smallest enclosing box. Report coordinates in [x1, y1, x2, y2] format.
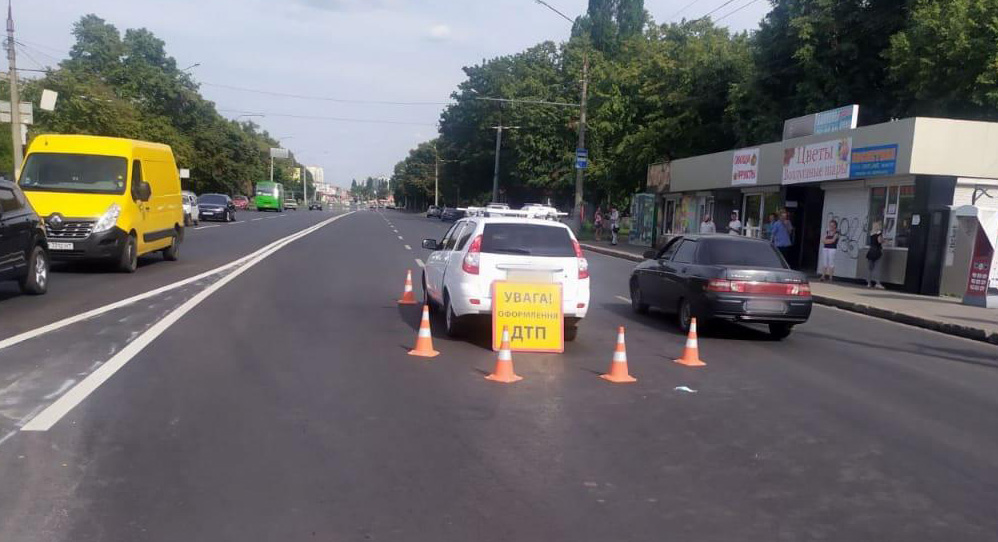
[491, 121, 519, 203]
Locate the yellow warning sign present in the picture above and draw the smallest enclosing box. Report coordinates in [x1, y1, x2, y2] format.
[491, 281, 564, 353]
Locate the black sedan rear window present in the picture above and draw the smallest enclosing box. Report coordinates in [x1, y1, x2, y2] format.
[199, 194, 227, 205]
[481, 224, 575, 257]
[699, 239, 786, 268]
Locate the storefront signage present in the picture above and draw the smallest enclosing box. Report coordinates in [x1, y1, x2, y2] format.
[646, 161, 670, 192]
[964, 227, 995, 304]
[492, 282, 564, 352]
[782, 105, 859, 140]
[731, 148, 760, 186]
[850, 144, 898, 178]
[782, 138, 852, 185]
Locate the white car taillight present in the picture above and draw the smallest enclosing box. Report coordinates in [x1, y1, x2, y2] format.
[573, 240, 589, 279]
[463, 234, 482, 274]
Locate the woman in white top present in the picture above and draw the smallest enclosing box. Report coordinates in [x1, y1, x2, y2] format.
[727, 211, 742, 235]
[699, 215, 716, 234]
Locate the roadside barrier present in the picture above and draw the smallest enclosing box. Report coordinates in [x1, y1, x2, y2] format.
[398, 269, 418, 305]
[674, 318, 706, 367]
[408, 305, 440, 358]
[601, 326, 637, 383]
[485, 327, 523, 383]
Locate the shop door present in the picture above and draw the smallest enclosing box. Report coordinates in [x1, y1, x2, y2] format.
[783, 185, 824, 272]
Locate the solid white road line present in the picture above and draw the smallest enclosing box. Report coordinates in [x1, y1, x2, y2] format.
[404, 244, 411, 250]
[193, 225, 220, 230]
[252, 218, 265, 221]
[615, 295, 632, 304]
[22, 212, 353, 432]
[0, 212, 355, 354]
[415, 258, 425, 268]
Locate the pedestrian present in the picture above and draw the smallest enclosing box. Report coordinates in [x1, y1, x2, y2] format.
[771, 209, 794, 264]
[866, 229, 885, 289]
[609, 207, 620, 245]
[727, 211, 742, 235]
[819, 219, 839, 281]
[594, 208, 604, 242]
[699, 214, 716, 234]
[761, 213, 776, 240]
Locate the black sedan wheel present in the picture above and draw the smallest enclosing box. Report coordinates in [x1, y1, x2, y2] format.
[769, 323, 794, 340]
[630, 278, 649, 314]
[677, 298, 693, 333]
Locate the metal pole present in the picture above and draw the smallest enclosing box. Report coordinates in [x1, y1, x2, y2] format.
[6, 2, 23, 175]
[492, 125, 502, 203]
[269, 155, 274, 183]
[302, 166, 307, 204]
[573, 52, 589, 229]
[434, 157, 439, 208]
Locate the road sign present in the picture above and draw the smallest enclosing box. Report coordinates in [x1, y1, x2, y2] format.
[492, 281, 564, 353]
[269, 147, 289, 159]
[0, 101, 33, 124]
[575, 148, 588, 170]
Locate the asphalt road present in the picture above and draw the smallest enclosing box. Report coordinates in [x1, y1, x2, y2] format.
[0, 208, 996, 541]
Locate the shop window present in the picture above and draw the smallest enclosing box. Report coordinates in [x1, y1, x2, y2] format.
[868, 184, 915, 248]
[742, 193, 783, 239]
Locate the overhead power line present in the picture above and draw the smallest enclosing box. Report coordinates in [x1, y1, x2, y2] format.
[218, 109, 438, 127]
[670, 0, 706, 21]
[715, 0, 763, 22]
[203, 82, 453, 106]
[696, 0, 742, 21]
[475, 96, 580, 108]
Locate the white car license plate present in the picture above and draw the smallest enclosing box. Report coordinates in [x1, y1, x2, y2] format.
[49, 242, 74, 251]
[745, 300, 786, 313]
[507, 270, 554, 283]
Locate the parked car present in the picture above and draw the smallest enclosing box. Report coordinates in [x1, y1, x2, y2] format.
[19, 134, 184, 273]
[426, 205, 442, 218]
[421, 215, 590, 339]
[181, 190, 200, 227]
[308, 201, 323, 211]
[284, 198, 299, 211]
[440, 207, 465, 222]
[0, 179, 49, 294]
[198, 193, 236, 222]
[628, 235, 812, 339]
[232, 195, 250, 210]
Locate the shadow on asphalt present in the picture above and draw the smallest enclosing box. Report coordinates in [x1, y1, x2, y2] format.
[52, 257, 159, 274]
[799, 330, 998, 369]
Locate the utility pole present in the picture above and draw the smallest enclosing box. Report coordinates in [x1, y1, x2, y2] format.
[491, 124, 503, 203]
[269, 156, 274, 183]
[6, 1, 23, 175]
[573, 53, 589, 229]
[434, 157, 439, 208]
[301, 166, 307, 203]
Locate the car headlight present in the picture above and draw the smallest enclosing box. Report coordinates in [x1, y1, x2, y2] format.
[92, 203, 121, 233]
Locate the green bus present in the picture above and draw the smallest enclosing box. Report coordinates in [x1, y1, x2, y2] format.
[255, 181, 285, 212]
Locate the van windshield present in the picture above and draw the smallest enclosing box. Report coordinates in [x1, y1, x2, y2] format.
[19, 153, 128, 195]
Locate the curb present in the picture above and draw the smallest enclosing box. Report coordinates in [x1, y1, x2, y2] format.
[581, 243, 998, 346]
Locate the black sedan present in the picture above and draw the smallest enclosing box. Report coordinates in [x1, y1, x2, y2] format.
[629, 235, 812, 339]
[198, 193, 236, 222]
[440, 207, 465, 222]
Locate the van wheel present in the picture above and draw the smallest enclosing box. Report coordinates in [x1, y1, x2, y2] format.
[565, 324, 579, 342]
[163, 232, 180, 261]
[444, 294, 463, 337]
[422, 273, 436, 312]
[19, 246, 48, 295]
[118, 234, 138, 273]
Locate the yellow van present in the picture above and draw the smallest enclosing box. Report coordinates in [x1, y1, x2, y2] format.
[18, 135, 184, 272]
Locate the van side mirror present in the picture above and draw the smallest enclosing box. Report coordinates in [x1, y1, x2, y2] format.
[136, 181, 152, 202]
[643, 250, 658, 260]
[421, 239, 440, 250]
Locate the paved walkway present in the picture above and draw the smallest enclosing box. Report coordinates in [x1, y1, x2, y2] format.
[580, 240, 998, 345]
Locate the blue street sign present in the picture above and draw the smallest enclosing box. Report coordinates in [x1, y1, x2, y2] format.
[575, 148, 588, 170]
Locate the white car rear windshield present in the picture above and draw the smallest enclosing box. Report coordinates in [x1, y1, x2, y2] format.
[481, 224, 575, 257]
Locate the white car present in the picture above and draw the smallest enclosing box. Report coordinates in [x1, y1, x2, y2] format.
[421, 214, 590, 340]
[181, 191, 199, 226]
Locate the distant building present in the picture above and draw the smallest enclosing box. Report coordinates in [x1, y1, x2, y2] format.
[307, 166, 324, 186]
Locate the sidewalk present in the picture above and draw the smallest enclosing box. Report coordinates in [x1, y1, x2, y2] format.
[580, 240, 998, 345]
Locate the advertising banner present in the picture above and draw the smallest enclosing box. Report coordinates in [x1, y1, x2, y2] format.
[782, 105, 859, 140]
[850, 144, 898, 178]
[782, 138, 852, 185]
[731, 148, 760, 186]
[492, 282, 564, 352]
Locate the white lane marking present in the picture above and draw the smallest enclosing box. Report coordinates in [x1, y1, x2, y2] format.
[0, 213, 355, 353]
[193, 225, 220, 230]
[404, 244, 411, 251]
[22, 212, 353, 432]
[415, 258, 425, 268]
[251, 218, 265, 221]
[397, 235, 404, 240]
[615, 295, 632, 303]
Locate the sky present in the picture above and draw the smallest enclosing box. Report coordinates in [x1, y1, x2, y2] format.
[12, 0, 771, 187]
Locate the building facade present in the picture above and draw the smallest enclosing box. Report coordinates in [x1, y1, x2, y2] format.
[656, 117, 998, 295]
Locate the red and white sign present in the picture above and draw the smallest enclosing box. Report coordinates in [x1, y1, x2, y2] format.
[782, 138, 852, 185]
[965, 227, 995, 298]
[731, 148, 760, 186]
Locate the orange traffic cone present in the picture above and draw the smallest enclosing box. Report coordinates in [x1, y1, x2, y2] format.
[674, 318, 706, 367]
[408, 305, 440, 358]
[601, 326, 637, 383]
[397, 270, 418, 305]
[485, 327, 522, 383]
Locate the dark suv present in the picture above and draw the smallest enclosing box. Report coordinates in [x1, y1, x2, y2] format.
[0, 179, 49, 294]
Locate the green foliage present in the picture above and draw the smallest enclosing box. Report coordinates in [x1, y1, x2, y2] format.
[4, 14, 288, 197]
